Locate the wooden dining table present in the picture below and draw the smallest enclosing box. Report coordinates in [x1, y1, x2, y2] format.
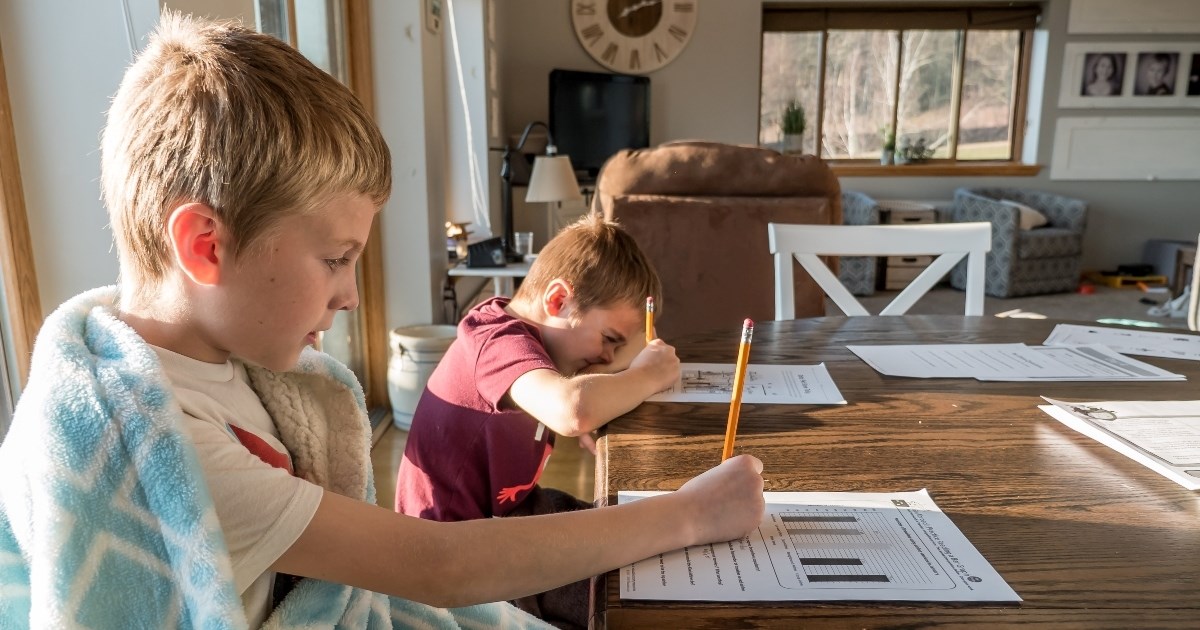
[591, 316, 1200, 629]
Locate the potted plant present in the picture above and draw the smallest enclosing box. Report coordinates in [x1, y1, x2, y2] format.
[780, 99, 806, 154]
[896, 137, 934, 165]
[881, 127, 896, 165]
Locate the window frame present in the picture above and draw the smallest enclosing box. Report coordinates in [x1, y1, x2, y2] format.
[760, 4, 1042, 176]
[0, 35, 44, 400]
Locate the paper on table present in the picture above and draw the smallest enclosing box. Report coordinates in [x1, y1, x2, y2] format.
[847, 343, 1183, 381]
[1044, 323, 1200, 362]
[618, 489, 1020, 602]
[981, 345, 1183, 381]
[1040, 398, 1200, 490]
[647, 363, 846, 405]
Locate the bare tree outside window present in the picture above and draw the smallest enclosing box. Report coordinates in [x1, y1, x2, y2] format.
[760, 32, 820, 155]
[759, 9, 1031, 165]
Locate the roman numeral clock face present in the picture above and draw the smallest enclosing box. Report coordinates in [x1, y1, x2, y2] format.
[571, 0, 697, 74]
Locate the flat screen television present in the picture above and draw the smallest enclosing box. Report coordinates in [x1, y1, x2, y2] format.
[549, 69, 650, 182]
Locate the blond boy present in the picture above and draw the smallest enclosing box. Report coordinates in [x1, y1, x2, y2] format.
[0, 14, 764, 629]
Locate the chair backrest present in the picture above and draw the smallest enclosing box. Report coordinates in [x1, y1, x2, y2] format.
[768, 222, 992, 318]
[593, 141, 841, 339]
[1189, 233, 1199, 332]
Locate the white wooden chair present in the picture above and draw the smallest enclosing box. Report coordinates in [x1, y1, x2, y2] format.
[768, 222, 992, 318]
[1189, 233, 1199, 332]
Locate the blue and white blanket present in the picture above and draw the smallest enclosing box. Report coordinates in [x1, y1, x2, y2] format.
[0, 287, 547, 629]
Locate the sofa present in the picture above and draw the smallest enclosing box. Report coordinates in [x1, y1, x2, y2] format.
[950, 187, 1088, 298]
[592, 141, 841, 339]
[839, 190, 882, 296]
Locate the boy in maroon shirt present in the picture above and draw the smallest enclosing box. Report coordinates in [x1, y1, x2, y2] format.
[396, 214, 681, 626]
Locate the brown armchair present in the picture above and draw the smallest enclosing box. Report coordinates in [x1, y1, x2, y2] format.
[592, 141, 841, 339]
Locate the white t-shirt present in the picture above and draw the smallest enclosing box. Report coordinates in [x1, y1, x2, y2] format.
[152, 346, 324, 627]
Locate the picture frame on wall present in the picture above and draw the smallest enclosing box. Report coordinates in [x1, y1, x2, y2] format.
[425, 0, 442, 34]
[1132, 52, 1180, 96]
[1188, 53, 1200, 96]
[1059, 42, 1200, 108]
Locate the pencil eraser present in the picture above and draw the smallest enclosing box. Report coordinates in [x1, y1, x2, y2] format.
[743, 318, 753, 328]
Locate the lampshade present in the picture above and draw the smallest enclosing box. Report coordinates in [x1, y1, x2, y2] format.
[525, 155, 583, 203]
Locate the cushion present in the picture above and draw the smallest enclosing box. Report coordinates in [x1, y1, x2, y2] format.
[1000, 199, 1049, 230]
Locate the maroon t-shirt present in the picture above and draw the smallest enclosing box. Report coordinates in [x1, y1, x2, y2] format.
[395, 297, 557, 521]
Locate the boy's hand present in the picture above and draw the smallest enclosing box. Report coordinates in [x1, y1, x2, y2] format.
[577, 431, 598, 455]
[629, 339, 681, 392]
[673, 455, 765, 546]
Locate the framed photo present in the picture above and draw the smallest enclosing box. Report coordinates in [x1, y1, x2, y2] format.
[425, 0, 442, 34]
[1059, 42, 1200, 108]
[1133, 52, 1180, 96]
[1187, 53, 1200, 96]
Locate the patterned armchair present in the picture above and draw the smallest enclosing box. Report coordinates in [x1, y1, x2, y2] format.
[839, 191, 881, 296]
[950, 187, 1088, 298]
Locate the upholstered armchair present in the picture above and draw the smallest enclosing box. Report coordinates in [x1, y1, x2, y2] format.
[592, 141, 841, 339]
[839, 190, 881, 296]
[950, 187, 1088, 298]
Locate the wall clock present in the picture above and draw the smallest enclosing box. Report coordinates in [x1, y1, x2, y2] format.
[570, 0, 697, 74]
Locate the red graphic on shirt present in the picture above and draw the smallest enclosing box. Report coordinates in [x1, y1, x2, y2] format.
[496, 443, 552, 504]
[229, 424, 294, 475]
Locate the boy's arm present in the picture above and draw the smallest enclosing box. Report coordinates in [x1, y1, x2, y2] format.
[508, 339, 680, 437]
[273, 454, 764, 609]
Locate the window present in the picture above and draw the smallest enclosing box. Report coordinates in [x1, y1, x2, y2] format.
[1, 32, 43, 440]
[760, 5, 1039, 166]
[254, 0, 390, 412]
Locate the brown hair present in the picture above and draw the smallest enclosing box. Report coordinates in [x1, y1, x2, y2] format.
[515, 214, 662, 319]
[101, 13, 391, 297]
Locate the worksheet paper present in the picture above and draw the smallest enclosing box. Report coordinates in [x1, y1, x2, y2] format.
[1044, 323, 1200, 362]
[618, 489, 1019, 602]
[1040, 398, 1200, 490]
[647, 363, 846, 404]
[847, 343, 1183, 381]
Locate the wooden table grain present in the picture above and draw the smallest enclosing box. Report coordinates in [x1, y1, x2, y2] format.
[592, 316, 1200, 629]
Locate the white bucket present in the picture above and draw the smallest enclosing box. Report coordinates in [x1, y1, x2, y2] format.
[387, 324, 458, 430]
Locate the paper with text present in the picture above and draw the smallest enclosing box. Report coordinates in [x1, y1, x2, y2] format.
[847, 343, 1183, 381]
[1044, 324, 1200, 362]
[648, 363, 846, 405]
[618, 489, 1019, 602]
[1041, 398, 1200, 490]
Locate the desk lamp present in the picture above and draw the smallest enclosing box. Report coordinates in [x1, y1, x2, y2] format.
[500, 121, 583, 262]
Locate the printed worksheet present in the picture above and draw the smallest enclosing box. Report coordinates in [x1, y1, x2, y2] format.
[1044, 324, 1200, 362]
[847, 343, 1183, 381]
[647, 363, 846, 405]
[618, 489, 1020, 602]
[1041, 398, 1200, 490]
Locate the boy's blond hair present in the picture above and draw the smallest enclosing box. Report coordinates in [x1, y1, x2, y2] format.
[101, 13, 391, 296]
[515, 213, 662, 319]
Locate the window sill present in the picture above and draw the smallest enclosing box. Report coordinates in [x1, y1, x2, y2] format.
[831, 163, 1043, 177]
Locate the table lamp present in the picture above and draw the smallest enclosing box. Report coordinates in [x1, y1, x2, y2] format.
[500, 121, 583, 263]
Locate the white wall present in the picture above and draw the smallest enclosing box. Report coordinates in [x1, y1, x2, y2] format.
[0, 0, 160, 313]
[494, 0, 1200, 271]
[371, 1, 446, 329]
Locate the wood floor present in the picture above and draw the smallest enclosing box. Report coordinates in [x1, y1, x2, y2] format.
[371, 423, 595, 511]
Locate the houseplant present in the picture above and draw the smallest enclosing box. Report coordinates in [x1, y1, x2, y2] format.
[895, 137, 934, 165]
[881, 127, 896, 165]
[780, 99, 806, 154]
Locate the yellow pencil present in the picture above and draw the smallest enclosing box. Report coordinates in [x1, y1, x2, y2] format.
[645, 296, 655, 343]
[721, 318, 754, 462]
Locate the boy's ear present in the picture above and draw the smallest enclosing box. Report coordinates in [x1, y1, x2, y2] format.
[542, 278, 575, 318]
[167, 203, 225, 286]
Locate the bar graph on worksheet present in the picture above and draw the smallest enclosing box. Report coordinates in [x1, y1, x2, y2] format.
[618, 490, 1021, 602]
[768, 507, 956, 590]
